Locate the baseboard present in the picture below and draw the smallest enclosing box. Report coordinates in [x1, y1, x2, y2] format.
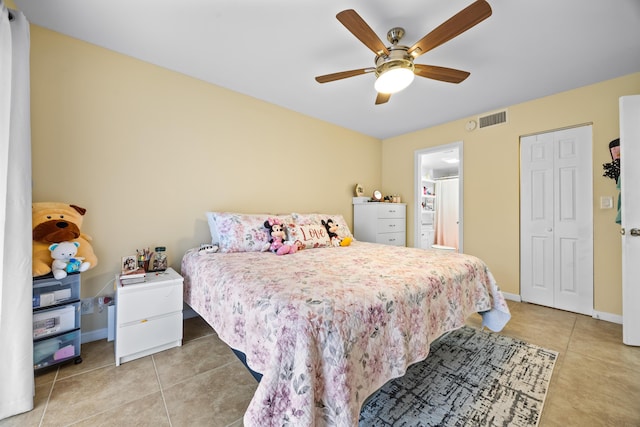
[501, 292, 521, 302]
[592, 310, 623, 324]
[81, 298, 622, 343]
[82, 328, 107, 344]
[513, 294, 623, 325]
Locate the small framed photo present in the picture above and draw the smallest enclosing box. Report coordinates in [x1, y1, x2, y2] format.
[121, 255, 138, 274]
[354, 183, 364, 197]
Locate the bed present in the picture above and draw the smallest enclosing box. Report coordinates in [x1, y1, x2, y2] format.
[181, 212, 510, 426]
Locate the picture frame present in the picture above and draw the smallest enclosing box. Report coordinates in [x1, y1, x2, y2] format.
[121, 255, 138, 274]
[354, 183, 364, 197]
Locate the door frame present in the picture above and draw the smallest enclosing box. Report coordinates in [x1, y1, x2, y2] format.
[414, 141, 464, 251]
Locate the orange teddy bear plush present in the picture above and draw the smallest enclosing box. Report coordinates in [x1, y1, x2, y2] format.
[32, 202, 98, 277]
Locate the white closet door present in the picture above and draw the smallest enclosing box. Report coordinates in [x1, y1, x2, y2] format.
[520, 132, 555, 307]
[520, 126, 593, 315]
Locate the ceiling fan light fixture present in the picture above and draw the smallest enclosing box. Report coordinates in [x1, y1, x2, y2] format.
[318, 5, 493, 104]
[374, 59, 415, 94]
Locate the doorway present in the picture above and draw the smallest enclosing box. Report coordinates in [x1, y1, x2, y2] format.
[520, 125, 593, 315]
[414, 142, 463, 252]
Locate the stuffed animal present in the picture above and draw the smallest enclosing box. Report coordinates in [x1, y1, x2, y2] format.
[32, 202, 98, 277]
[49, 241, 91, 279]
[321, 218, 353, 247]
[263, 218, 297, 255]
[198, 243, 219, 255]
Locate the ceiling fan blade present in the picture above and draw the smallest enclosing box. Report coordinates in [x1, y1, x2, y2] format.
[337, 9, 390, 57]
[315, 68, 374, 83]
[375, 92, 391, 105]
[408, 0, 492, 58]
[414, 64, 470, 83]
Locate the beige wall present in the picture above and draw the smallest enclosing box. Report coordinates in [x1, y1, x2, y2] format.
[27, 20, 639, 332]
[29, 26, 381, 331]
[382, 72, 640, 315]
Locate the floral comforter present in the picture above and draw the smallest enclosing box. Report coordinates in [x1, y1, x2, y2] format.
[181, 241, 510, 426]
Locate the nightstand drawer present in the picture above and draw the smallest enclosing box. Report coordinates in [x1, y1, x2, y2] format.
[375, 232, 406, 246]
[376, 204, 405, 218]
[116, 312, 182, 361]
[117, 282, 182, 324]
[377, 218, 405, 233]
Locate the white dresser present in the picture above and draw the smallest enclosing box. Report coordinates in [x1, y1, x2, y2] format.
[353, 202, 406, 246]
[115, 267, 183, 366]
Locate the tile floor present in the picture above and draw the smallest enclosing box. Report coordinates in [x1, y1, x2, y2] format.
[2, 300, 640, 426]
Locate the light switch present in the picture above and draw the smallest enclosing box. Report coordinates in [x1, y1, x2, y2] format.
[600, 196, 613, 209]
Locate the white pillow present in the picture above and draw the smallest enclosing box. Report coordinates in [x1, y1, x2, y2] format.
[205, 211, 220, 245]
[206, 212, 293, 253]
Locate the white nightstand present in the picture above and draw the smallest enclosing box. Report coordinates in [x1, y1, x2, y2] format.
[114, 267, 183, 366]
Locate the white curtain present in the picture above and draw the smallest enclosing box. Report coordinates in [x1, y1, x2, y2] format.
[434, 178, 459, 250]
[0, 2, 33, 420]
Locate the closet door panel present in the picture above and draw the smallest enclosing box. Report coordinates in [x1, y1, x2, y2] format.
[521, 134, 554, 307]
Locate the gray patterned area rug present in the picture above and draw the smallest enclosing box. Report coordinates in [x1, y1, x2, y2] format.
[359, 326, 558, 427]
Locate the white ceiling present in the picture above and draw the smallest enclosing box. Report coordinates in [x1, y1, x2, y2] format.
[13, 0, 640, 140]
[421, 148, 460, 177]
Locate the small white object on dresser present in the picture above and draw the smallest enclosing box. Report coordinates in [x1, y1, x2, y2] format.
[353, 200, 406, 246]
[114, 267, 183, 366]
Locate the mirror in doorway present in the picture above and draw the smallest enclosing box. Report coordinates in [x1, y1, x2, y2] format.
[415, 142, 463, 253]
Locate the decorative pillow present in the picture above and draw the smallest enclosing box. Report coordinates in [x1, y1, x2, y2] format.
[205, 211, 221, 244]
[286, 222, 331, 249]
[206, 212, 292, 253]
[291, 213, 354, 240]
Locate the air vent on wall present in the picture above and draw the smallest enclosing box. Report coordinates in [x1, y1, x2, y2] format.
[478, 110, 507, 129]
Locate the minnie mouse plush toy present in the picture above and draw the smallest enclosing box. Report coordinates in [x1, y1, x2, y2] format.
[264, 218, 297, 255]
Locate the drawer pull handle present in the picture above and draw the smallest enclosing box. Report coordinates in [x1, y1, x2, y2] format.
[389, 239, 396, 242]
[140, 319, 148, 323]
[388, 224, 396, 228]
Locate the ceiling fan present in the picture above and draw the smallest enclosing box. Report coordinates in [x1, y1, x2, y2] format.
[315, 0, 492, 105]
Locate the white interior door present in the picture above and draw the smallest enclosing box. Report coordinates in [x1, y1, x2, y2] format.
[620, 95, 640, 346]
[520, 132, 555, 307]
[520, 126, 593, 315]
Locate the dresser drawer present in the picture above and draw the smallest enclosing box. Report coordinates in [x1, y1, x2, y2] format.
[116, 312, 182, 361]
[377, 218, 405, 233]
[117, 282, 182, 324]
[375, 232, 406, 246]
[376, 204, 406, 219]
